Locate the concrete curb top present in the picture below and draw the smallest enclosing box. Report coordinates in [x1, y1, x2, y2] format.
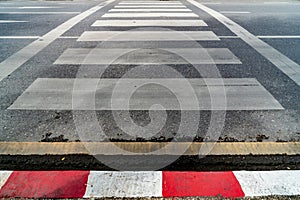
[1, 142, 300, 155]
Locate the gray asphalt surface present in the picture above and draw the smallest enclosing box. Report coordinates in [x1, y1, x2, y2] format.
[0, 0, 300, 143]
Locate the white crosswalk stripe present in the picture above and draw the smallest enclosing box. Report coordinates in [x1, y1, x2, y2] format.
[119, 2, 183, 5]
[8, 78, 283, 111]
[77, 31, 219, 41]
[54, 48, 241, 65]
[92, 20, 207, 27]
[8, 0, 284, 113]
[102, 12, 199, 18]
[109, 9, 192, 12]
[115, 5, 187, 8]
[120, 1, 182, 3]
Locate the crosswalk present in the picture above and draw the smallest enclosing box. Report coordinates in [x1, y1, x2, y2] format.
[91, 20, 207, 27]
[54, 48, 241, 65]
[77, 31, 219, 41]
[102, 12, 199, 17]
[108, 8, 192, 11]
[9, 0, 284, 112]
[9, 78, 283, 110]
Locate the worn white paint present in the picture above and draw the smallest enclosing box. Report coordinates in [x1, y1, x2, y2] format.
[92, 19, 207, 27]
[234, 171, 300, 196]
[218, 35, 240, 39]
[220, 11, 250, 14]
[115, 5, 186, 8]
[202, 2, 222, 4]
[58, 2, 85, 4]
[119, 2, 183, 5]
[77, 31, 219, 41]
[54, 48, 241, 65]
[109, 8, 192, 12]
[9, 78, 283, 111]
[120, 1, 181, 3]
[59, 36, 79, 39]
[84, 171, 162, 198]
[102, 12, 199, 18]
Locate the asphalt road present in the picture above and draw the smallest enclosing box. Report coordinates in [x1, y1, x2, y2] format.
[0, 0, 300, 170]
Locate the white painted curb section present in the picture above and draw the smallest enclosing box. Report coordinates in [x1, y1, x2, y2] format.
[234, 171, 300, 196]
[84, 171, 162, 198]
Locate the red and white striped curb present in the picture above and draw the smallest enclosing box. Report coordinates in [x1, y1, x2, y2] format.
[0, 171, 299, 198]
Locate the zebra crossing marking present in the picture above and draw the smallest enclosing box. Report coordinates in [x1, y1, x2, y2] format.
[101, 12, 199, 18]
[119, 1, 181, 2]
[92, 20, 207, 27]
[109, 8, 192, 12]
[54, 48, 241, 65]
[3, 0, 284, 115]
[9, 78, 283, 111]
[119, 2, 183, 5]
[77, 31, 219, 41]
[115, 5, 187, 8]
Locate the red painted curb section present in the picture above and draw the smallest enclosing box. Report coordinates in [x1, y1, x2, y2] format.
[0, 171, 89, 198]
[162, 171, 245, 197]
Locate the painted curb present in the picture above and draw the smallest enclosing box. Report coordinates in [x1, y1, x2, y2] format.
[1, 142, 300, 155]
[0, 171, 299, 198]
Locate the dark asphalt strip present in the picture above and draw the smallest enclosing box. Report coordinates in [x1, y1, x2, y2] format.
[0, 154, 299, 171]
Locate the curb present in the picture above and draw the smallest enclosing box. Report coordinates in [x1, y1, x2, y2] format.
[1, 142, 300, 155]
[0, 171, 299, 198]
